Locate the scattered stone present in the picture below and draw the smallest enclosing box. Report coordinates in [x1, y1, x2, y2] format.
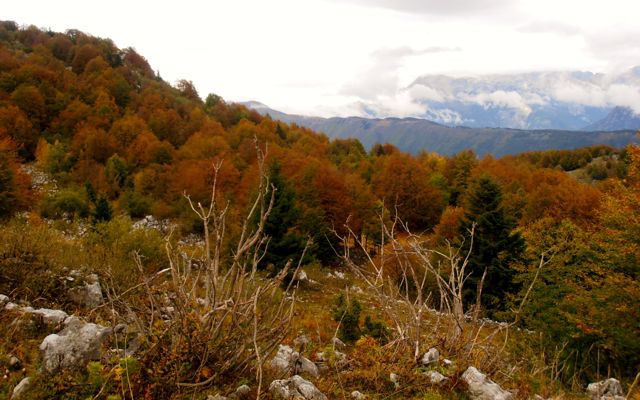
[295, 270, 308, 282]
[425, 370, 448, 385]
[68, 279, 103, 308]
[40, 318, 112, 373]
[232, 384, 251, 399]
[8, 355, 21, 370]
[462, 367, 512, 400]
[315, 349, 347, 367]
[390, 372, 400, 389]
[331, 336, 346, 350]
[270, 344, 319, 377]
[12, 377, 31, 399]
[0, 294, 9, 307]
[443, 359, 453, 367]
[586, 378, 625, 400]
[334, 271, 345, 279]
[207, 395, 228, 400]
[351, 390, 366, 399]
[269, 375, 328, 400]
[271, 344, 295, 372]
[421, 347, 439, 365]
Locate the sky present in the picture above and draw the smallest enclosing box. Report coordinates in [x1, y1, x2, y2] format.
[4, 0, 640, 117]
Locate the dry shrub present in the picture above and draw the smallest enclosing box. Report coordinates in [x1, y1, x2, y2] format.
[108, 141, 304, 398]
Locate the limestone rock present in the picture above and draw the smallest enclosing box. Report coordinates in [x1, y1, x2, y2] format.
[0, 294, 9, 307]
[207, 395, 227, 400]
[269, 375, 327, 400]
[68, 275, 103, 308]
[270, 344, 319, 377]
[351, 390, 366, 399]
[425, 370, 448, 385]
[39, 318, 111, 373]
[29, 308, 69, 326]
[586, 378, 625, 400]
[12, 377, 31, 399]
[8, 355, 21, 370]
[421, 347, 439, 365]
[331, 336, 346, 350]
[390, 372, 400, 389]
[231, 384, 251, 399]
[462, 366, 512, 400]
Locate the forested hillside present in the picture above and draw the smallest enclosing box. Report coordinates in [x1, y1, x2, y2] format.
[1, 22, 638, 400]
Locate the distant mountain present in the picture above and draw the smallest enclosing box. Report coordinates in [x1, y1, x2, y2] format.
[345, 67, 640, 130]
[243, 102, 639, 157]
[583, 107, 640, 131]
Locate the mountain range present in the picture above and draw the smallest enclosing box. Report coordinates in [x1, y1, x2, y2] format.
[390, 68, 640, 130]
[243, 101, 639, 156]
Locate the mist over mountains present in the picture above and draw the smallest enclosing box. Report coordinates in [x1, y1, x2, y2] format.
[244, 101, 638, 156]
[404, 68, 640, 130]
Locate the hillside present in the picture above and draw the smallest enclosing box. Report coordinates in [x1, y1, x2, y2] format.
[1, 22, 639, 400]
[244, 101, 638, 156]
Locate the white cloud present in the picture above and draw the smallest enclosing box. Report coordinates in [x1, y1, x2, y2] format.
[461, 91, 533, 116]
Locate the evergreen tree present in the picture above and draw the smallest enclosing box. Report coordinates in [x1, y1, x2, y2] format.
[260, 161, 306, 271]
[93, 196, 113, 224]
[460, 175, 524, 314]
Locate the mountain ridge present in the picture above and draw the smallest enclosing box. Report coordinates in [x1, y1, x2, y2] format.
[243, 101, 639, 156]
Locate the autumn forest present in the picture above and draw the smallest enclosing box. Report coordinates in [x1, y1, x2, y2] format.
[0, 21, 638, 400]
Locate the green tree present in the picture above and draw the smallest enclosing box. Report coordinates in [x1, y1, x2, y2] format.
[460, 175, 524, 313]
[260, 161, 306, 271]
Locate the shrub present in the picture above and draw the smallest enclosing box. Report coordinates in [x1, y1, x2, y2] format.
[40, 188, 89, 219]
[331, 292, 362, 342]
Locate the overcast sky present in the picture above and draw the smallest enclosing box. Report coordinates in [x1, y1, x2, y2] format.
[4, 0, 640, 116]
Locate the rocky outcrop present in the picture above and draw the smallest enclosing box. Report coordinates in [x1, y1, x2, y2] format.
[269, 375, 327, 400]
[462, 366, 512, 400]
[421, 347, 439, 365]
[586, 378, 625, 400]
[67, 274, 103, 308]
[40, 317, 111, 373]
[270, 344, 319, 377]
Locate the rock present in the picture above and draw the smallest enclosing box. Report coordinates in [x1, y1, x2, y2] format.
[232, 384, 251, 399]
[39, 318, 112, 373]
[425, 370, 448, 385]
[443, 358, 453, 367]
[295, 354, 320, 377]
[295, 270, 308, 282]
[421, 347, 439, 365]
[30, 308, 69, 326]
[269, 375, 328, 400]
[271, 344, 295, 372]
[462, 366, 512, 400]
[270, 344, 319, 377]
[294, 334, 311, 350]
[4, 302, 19, 311]
[12, 377, 31, 399]
[331, 336, 346, 350]
[0, 294, 9, 307]
[390, 372, 400, 389]
[68, 278, 103, 308]
[207, 395, 228, 400]
[8, 355, 21, 370]
[586, 378, 625, 400]
[351, 390, 366, 399]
